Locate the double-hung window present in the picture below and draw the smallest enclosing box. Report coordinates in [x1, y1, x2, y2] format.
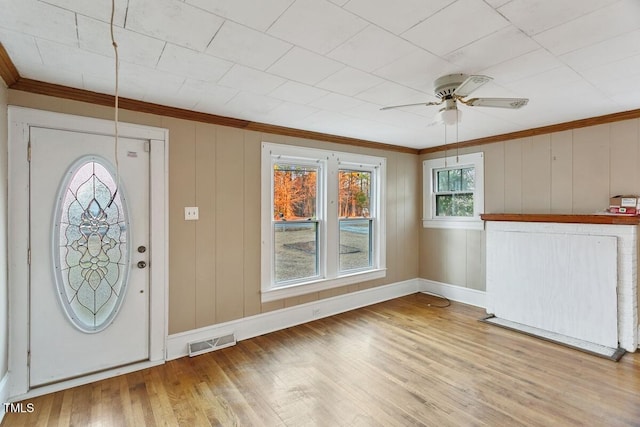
[261, 143, 386, 302]
[423, 152, 484, 230]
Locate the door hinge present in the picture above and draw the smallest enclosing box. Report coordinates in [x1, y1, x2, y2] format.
[144, 141, 150, 152]
[27, 142, 31, 162]
[27, 350, 31, 366]
[27, 248, 31, 265]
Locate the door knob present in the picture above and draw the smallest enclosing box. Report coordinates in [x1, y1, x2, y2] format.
[137, 261, 147, 269]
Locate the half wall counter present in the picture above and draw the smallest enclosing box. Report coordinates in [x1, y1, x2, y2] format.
[481, 213, 639, 353]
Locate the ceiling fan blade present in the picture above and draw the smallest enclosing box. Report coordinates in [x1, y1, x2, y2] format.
[453, 75, 492, 97]
[466, 97, 529, 109]
[380, 100, 442, 111]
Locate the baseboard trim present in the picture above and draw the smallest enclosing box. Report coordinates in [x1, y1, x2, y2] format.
[1, 371, 10, 422]
[419, 279, 486, 308]
[167, 278, 421, 360]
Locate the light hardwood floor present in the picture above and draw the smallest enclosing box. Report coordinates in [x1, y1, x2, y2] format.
[3, 293, 640, 426]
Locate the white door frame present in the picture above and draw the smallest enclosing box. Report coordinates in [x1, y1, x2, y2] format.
[7, 106, 169, 399]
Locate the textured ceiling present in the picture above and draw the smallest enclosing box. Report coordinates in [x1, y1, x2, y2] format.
[1, 0, 640, 149]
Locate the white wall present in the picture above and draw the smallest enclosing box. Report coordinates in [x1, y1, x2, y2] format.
[0, 82, 8, 397]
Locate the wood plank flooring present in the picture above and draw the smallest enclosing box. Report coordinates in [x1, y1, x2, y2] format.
[3, 293, 640, 426]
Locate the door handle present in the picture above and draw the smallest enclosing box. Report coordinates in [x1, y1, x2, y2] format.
[137, 261, 147, 269]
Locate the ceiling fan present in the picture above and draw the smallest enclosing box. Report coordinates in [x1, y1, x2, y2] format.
[380, 74, 529, 125]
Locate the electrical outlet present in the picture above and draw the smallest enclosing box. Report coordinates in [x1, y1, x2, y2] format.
[184, 207, 199, 221]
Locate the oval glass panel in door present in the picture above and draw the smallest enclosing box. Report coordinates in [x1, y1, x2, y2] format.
[53, 156, 131, 333]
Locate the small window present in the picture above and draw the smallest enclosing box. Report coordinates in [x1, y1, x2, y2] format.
[423, 152, 484, 230]
[434, 167, 475, 217]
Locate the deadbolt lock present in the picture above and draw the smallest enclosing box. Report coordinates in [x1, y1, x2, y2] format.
[137, 261, 147, 269]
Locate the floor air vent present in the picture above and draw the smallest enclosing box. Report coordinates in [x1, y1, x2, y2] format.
[188, 333, 236, 357]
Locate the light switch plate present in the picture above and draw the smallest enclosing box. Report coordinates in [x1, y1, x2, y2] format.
[184, 207, 199, 220]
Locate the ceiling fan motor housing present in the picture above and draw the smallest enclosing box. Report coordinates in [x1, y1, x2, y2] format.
[434, 74, 468, 99]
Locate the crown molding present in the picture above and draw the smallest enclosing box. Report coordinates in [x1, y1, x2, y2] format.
[0, 43, 19, 87]
[419, 108, 640, 155]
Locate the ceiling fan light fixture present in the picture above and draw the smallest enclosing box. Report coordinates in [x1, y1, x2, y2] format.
[436, 107, 461, 125]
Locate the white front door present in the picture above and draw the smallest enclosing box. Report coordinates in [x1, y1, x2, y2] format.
[29, 126, 150, 387]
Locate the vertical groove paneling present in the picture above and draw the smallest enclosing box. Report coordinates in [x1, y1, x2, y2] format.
[550, 130, 573, 213]
[215, 127, 245, 323]
[610, 120, 640, 195]
[385, 152, 399, 284]
[243, 131, 262, 317]
[522, 135, 551, 213]
[572, 125, 610, 213]
[504, 139, 523, 213]
[403, 153, 419, 281]
[483, 142, 505, 213]
[194, 123, 216, 328]
[165, 118, 197, 334]
[465, 230, 484, 290]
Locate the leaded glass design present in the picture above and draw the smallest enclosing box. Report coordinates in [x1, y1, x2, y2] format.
[53, 157, 130, 333]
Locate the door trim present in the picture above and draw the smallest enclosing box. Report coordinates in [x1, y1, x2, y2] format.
[7, 106, 169, 398]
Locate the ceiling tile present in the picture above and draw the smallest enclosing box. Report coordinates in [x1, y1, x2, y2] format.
[269, 81, 329, 104]
[355, 81, 427, 107]
[480, 49, 565, 84]
[484, 0, 510, 7]
[374, 50, 455, 93]
[402, 0, 509, 56]
[120, 62, 187, 96]
[82, 73, 147, 100]
[0, 0, 77, 46]
[40, 0, 128, 26]
[445, 26, 539, 70]
[560, 29, 640, 72]
[269, 81, 328, 104]
[343, 0, 455, 35]
[267, 47, 344, 85]
[261, 102, 320, 126]
[581, 54, 640, 88]
[185, 0, 294, 32]
[534, 0, 640, 56]
[498, 0, 617, 36]
[36, 39, 114, 81]
[503, 66, 594, 98]
[218, 64, 286, 94]
[316, 67, 385, 97]
[309, 93, 365, 112]
[206, 21, 292, 70]
[267, 0, 367, 54]
[223, 91, 283, 120]
[126, 0, 223, 51]
[78, 16, 166, 68]
[180, 79, 239, 110]
[0, 28, 42, 72]
[156, 43, 233, 82]
[327, 25, 417, 72]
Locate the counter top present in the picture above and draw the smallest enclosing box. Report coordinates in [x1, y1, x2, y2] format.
[480, 213, 640, 225]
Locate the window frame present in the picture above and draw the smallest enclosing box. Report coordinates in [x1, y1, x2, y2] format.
[423, 152, 484, 230]
[261, 143, 386, 302]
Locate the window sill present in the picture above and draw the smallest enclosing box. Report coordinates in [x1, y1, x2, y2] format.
[422, 218, 485, 230]
[261, 268, 387, 303]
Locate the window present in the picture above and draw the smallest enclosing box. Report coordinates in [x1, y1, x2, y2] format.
[262, 143, 386, 302]
[423, 152, 484, 230]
